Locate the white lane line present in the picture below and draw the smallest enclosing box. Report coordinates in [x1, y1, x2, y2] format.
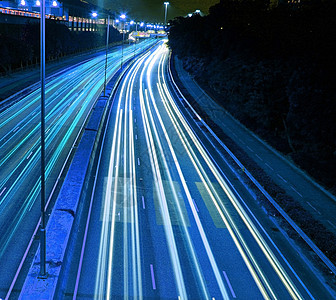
[255, 154, 263, 161]
[238, 138, 245, 144]
[307, 202, 321, 215]
[327, 221, 336, 230]
[247, 146, 254, 153]
[13, 127, 19, 133]
[142, 196, 145, 209]
[135, 134, 138, 140]
[0, 187, 7, 197]
[222, 271, 236, 298]
[150, 264, 156, 290]
[192, 198, 199, 212]
[265, 163, 274, 171]
[277, 174, 287, 183]
[26, 151, 33, 160]
[134, 118, 137, 123]
[138, 158, 140, 166]
[232, 132, 237, 138]
[290, 186, 303, 198]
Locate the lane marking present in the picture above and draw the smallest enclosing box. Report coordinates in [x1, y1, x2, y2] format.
[150, 264, 156, 290]
[142, 196, 145, 209]
[277, 174, 287, 183]
[307, 202, 321, 215]
[265, 163, 274, 171]
[247, 146, 254, 152]
[26, 151, 33, 160]
[134, 118, 137, 123]
[192, 198, 199, 212]
[327, 221, 336, 230]
[135, 134, 138, 140]
[223, 271, 236, 298]
[255, 154, 263, 161]
[13, 127, 19, 133]
[0, 187, 7, 197]
[138, 158, 140, 166]
[290, 186, 303, 198]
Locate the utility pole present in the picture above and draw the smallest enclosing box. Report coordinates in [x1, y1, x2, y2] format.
[38, 0, 47, 279]
[104, 15, 110, 96]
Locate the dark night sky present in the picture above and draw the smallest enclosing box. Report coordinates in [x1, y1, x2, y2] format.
[92, 0, 219, 22]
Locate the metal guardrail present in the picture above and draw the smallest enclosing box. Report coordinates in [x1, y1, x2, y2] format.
[167, 53, 336, 276]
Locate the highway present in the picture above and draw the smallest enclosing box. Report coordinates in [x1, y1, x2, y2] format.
[0, 39, 157, 298]
[64, 40, 334, 299]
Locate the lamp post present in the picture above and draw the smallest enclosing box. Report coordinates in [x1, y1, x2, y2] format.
[38, 0, 47, 280]
[120, 14, 126, 68]
[104, 15, 110, 96]
[164, 2, 169, 25]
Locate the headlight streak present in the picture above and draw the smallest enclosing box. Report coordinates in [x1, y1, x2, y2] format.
[0, 42, 152, 202]
[144, 45, 230, 300]
[146, 48, 211, 299]
[156, 66, 272, 299]
[157, 45, 303, 299]
[0, 40, 158, 299]
[139, 47, 188, 299]
[0, 81, 106, 257]
[95, 50, 153, 299]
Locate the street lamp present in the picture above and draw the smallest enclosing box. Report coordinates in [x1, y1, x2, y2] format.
[120, 14, 126, 68]
[104, 15, 110, 96]
[164, 2, 169, 25]
[38, 0, 47, 280]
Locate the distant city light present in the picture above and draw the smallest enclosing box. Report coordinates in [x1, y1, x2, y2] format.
[92, 12, 97, 17]
[120, 14, 126, 19]
[52, 1, 57, 7]
[130, 20, 134, 25]
[20, 0, 26, 5]
[188, 13, 192, 17]
[140, 22, 144, 27]
[195, 9, 201, 13]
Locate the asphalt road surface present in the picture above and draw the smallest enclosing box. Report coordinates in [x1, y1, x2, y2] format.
[65, 40, 334, 299]
[0, 38, 157, 299]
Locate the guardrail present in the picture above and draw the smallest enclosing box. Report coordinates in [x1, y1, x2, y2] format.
[167, 52, 336, 277]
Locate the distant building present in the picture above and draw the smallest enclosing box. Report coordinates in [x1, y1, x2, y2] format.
[0, 0, 114, 31]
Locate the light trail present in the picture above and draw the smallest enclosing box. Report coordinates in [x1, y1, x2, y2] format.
[94, 50, 153, 299]
[154, 43, 304, 299]
[1, 39, 158, 300]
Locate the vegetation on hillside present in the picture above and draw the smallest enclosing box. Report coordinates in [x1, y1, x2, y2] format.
[168, 0, 336, 194]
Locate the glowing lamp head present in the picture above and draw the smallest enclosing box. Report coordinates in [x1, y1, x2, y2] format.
[115, 19, 119, 23]
[92, 12, 97, 17]
[52, 1, 57, 7]
[140, 22, 144, 27]
[120, 14, 126, 20]
[36, 0, 40, 5]
[20, 0, 26, 5]
[130, 20, 134, 25]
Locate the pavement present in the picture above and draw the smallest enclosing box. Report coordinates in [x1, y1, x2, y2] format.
[173, 56, 336, 242]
